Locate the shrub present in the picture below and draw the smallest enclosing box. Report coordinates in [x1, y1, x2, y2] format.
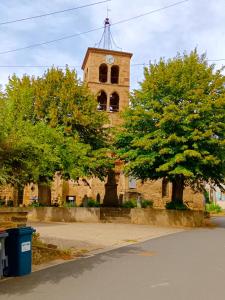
[0, 200, 5, 207]
[166, 201, 189, 210]
[205, 202, 222, 213]
[63, 202, 77, 208]
[141, 200, 153, 208]
[29, 202, 48, 207]
[6, 200, 14, 207]
[122, 199, 137, 208]
[87, 199, 100, 207]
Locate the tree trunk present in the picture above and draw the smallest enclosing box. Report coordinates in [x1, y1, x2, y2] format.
[171, 176, 184, 204]
[17, 185, 24, 206]
[103, 170, 119, 207]
[38, 183, 51, 206]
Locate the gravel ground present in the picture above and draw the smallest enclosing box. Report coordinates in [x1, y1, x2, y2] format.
[28, 221, 184, 252]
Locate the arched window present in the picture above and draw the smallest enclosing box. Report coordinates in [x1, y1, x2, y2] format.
[99, 64, 108, 83]
[109, 92, 119, 112]
[111, 65, 119, 84]
[97, 90, 107, 111]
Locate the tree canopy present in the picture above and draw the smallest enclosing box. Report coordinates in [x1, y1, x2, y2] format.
[116, 50, 225, 203]
[0, 67, 112, 197]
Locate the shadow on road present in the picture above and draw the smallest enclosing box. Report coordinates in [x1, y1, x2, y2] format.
[0, 243, 144, 296]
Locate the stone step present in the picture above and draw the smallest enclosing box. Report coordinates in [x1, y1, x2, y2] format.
[101, 216, 131, 224]
[100, 208, 131, 219]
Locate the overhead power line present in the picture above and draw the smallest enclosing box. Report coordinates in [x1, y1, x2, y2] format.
[0, 65, 80, 68]
[0, 58, 224, 69]
[0, 0, 189, 55]
[111, 0, 189, 27]
[207, 59, 225, 62]
[131, 58, 225, 66]
[0, 0, 111, 26]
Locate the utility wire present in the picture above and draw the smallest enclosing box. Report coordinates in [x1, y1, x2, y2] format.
[0, 65, 80, 68]
[0, 0, 111, 26]
[207, 59, 225, 62]
[131, 59, 225, 66]
[111, 0, 189, 27]
[0, 0, 189, 55]
[0, 58, 225, 68]
[0, 26, 105, 55]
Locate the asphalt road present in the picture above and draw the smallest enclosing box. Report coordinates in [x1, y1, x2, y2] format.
[1, 218, 225, 300]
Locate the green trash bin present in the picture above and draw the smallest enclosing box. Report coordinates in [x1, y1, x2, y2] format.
[5, 227, 36, 277]
[0, 231, 8, 278]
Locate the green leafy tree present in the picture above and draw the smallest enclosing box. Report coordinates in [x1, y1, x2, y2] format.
[116, 50, 225, 204]
[1, 67, 112, 205]
[32, 67, 108, 149]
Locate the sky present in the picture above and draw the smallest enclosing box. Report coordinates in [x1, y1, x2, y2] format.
[0, 0, 224, 90]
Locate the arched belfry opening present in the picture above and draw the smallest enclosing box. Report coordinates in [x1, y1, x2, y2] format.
[111, 65, 119, 84]
[109, 92, 119, 112]
[99, 64, 108, 83]
[97, 90, 107, 111]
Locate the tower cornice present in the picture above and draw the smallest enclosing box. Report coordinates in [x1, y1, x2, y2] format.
[82, 47, 133, 70]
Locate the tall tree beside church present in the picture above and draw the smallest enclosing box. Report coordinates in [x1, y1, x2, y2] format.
[116, 50, 225, 205]
[1, 67, 112, 204]
[31, 67, 111, 179]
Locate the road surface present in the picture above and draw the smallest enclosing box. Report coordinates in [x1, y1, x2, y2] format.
[1, 218, 225, 300]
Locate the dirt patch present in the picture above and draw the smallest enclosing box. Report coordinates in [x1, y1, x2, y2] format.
[32, 233, 88, 265]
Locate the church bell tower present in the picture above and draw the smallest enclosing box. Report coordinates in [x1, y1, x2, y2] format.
[81, 17, 133, 206]
[82, 18, 133, 126]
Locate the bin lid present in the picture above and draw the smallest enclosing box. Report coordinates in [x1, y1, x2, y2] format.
[0, 231, 8, 238]
[6, 227, 36, 236]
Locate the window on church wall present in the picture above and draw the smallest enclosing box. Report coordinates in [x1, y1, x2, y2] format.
[109, 92, 119, 112]
[111, 65, 119, 84]
[97, 90, 107, 111]
[128, 176, 136, 189]
[162, 178, 169, 197]
[99, 64, 108, 83]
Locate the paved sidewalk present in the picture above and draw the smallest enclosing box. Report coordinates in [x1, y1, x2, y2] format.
[29, 221, 184, 252]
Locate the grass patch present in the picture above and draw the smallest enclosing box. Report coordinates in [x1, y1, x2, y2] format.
[123, 239, 138, 243]
[205, 202, 222, 214]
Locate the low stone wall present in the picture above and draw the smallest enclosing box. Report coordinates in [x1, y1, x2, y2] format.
[100, 207, 131, 223]
[131, 208, 205, 227]
[0, 208, 29, 228]
[27, 207, 100, 223]
[0, 207, 206, 227]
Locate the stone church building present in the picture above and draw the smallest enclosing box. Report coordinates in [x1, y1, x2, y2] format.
[0, 45, 204, 210]
[0, 19, 204, 209]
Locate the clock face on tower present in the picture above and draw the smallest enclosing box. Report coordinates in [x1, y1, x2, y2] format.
[105, 55, 115, 64]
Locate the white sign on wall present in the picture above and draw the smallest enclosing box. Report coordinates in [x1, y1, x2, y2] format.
[128, 176, 137, 189]
[21, 242, 31, 252]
